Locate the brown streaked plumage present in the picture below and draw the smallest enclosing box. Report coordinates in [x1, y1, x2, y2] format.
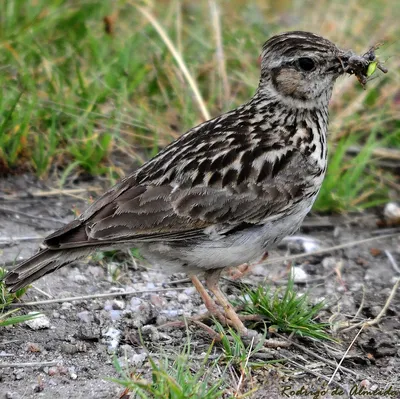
[3, 31, 382, 335]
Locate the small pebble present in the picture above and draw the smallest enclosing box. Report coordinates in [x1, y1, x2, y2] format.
[146, 282, 156, 289]
[360, 379, 371, 388]
[77, 311, 92, 323]
[61, 302, 73, 310]
[33, 384, 44, 393]
[130, 297, 142, 311]
[48, 366, 59, 376]
[25, 313, 50, 330]
[333, 226, 341, 238]
[302, 240, 320, 253]
[72, 274, 89, 284]
[198, 304, 207, 314]
[322, 257, 337, 270]
[384, 202, 400, 224]
[150, 294, 164, 308]
[333, 371, 341, 381]
[68, 366, 78, 380]
[164, 290, 178, 299]
[371, 306, 384, 318]
[76, 341, 87, 352]
[78, 324, 101, 340]
[109, 287, 126, 293]
[119, 344, 135, 356]
[278, 237, 302, 253]
[177, 293, 190, 303]
[184, 287, 196, 296]
[112, 299, 125, 310]
[60, 343, 78, 354]
[141, 325, 160, 342]
[156, 315, 168, 326]
[88, 266, 105, 278]
[284, 236, 322, 253]
[131, 353, 147, 367]
[292, 267, 308, 282]
[109, 310, 122, 321]
[59, 366, 69, 375]
[349, 282, 364, 292]
[103, 327, 121, 351]
[60, 342, 86, 354]
[132, 302, 155, 328]
[13, 368, 25, 380]
[160, 308, 181, 318]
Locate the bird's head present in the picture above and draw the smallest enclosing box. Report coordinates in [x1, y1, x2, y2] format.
[259, 31, 379, 108]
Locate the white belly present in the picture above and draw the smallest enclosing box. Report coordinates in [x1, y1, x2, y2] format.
[138, 197, 315, 273]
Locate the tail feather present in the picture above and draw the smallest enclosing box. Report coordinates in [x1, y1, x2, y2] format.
[3, 248, 92, 293]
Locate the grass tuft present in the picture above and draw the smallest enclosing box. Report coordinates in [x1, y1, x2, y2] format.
[0, 268, 40, 327]
[111, 341, 225, 399]
[0, 267, 29, 307]
[239, 272, 334, 341]
[214, 322, 279, 372]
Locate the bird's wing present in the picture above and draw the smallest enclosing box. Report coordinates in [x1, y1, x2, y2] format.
[44, 106, 318, 249]
[44, 185, 291, 250]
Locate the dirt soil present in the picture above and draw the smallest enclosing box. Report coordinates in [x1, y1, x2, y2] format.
[0, 175, 399, 399]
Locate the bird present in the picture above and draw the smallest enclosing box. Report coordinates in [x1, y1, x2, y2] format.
[3, 31, 378, 336]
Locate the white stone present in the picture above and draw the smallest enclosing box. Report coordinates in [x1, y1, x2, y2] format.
[384, 202, 400, 221]
[72, 274, 88, 284]
[77, 311, 91, 323]
[24, 313, 50, 330]
[61, 302, 73, 310]
[104, 327, 121, 351]
[292, 267, 308, 282]
[177, 293, 190, 303]
[131, 353, 147, 367]
[112, 300, 125, 310]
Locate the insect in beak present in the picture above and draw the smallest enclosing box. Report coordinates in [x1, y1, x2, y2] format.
[338, 44, 388, 88]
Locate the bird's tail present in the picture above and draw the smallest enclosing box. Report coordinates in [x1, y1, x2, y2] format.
[3, 247, 92, 293]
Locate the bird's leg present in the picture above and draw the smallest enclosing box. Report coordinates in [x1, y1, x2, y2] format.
[227, 263, 250, 280]
[227, 251, 269, 280]
[259, 251, 269, 263]
[190, 275, 227, 324]
[204, 269, 249, 336]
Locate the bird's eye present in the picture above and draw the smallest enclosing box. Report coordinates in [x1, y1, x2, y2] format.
[297, 57, 316, 72]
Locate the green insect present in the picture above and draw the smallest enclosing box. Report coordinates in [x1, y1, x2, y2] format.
[367, 60, 379, 77]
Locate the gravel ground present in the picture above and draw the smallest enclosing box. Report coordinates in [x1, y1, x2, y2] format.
[1, 175, 399, 399]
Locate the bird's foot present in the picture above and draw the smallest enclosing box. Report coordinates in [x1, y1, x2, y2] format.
[158, 315, 289, 349]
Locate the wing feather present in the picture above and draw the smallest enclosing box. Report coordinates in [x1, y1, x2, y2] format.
[42, 108, 316, 249]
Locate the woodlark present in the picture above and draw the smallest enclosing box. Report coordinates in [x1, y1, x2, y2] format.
[4, 31, 382, 336]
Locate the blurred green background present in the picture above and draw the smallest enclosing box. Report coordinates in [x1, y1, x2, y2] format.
[0, 0, 399, 213]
